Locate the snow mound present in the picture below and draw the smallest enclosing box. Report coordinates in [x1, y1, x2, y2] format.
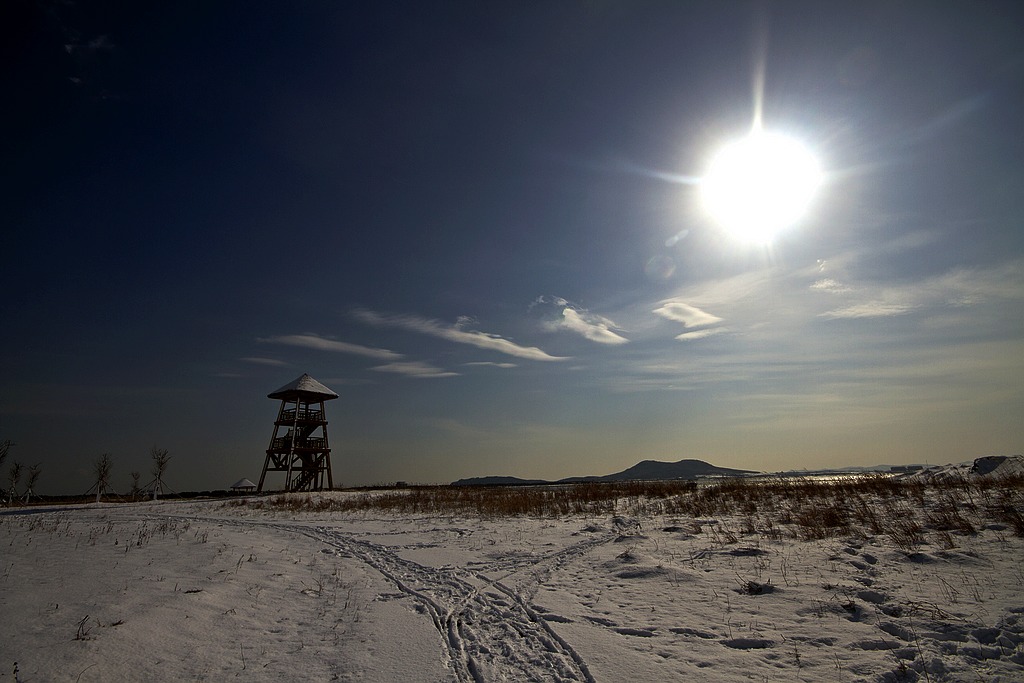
[905, 455, 1023, 481]
[970, 455, 1024, 477]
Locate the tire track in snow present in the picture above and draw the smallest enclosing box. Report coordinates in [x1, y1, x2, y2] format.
[299, 524, 610, 683]
[145, 513, 612, 681]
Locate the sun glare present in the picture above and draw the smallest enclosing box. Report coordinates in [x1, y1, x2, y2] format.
[701, 132, 822, 244]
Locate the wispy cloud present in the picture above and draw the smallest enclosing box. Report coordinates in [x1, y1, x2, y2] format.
[654, 301, 724, 327]
[810, 278, 851, 294]
[675, 328, 726, 341]
[240, 357, 291, 367]
[370, 361, 459, 379]
[537, 297, 629, 345]
[353, 309, 569, 361]
[819, 260, 1024, 320]
[653, 300, 726, 341]
[259, 333, 402, 360]
[464, 361, 518, 368]
[820, 301, 915, 319]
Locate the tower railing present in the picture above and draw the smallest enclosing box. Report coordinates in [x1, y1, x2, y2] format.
[270, 436, 327, 451]
[278, 408, 324, 423]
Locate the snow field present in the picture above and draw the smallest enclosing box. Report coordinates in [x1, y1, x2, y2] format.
[1, 473, 1022, 682]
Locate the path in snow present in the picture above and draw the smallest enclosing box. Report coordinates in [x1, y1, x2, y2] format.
[232, 518, 618, 682]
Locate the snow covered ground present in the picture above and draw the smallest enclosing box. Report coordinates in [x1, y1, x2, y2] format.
[2, 467, 1023, 682]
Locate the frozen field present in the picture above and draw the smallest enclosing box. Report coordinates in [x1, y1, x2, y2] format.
[1, 465, 1023, 682]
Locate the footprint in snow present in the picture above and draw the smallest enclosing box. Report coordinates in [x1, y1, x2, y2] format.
[615, 627, 656, 637]
[722, 637, 774, 649]
[850, 638, 901, 651]
[856, 589, 888, 604]
[542, 614, 573, 623]
[669, 627, 716, 639]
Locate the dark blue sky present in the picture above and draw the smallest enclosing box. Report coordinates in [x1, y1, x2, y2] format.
[3, 1, 1023, 494]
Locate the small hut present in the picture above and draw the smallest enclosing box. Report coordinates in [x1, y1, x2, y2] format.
[257, 373, 338, 493]
[230, 478, 257, 492]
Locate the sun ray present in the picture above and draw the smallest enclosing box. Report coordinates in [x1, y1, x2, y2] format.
[750, 8, 769, 134]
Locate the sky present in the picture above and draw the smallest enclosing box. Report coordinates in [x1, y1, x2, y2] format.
[3, 1, 1023, 495]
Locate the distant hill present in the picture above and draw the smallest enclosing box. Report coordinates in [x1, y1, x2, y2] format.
[450, 476, 549, 486]
[561, 458, 756, 482]
[452, 458, 756, 486]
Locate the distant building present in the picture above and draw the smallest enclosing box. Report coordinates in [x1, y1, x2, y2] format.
[230, 478, 257, 492]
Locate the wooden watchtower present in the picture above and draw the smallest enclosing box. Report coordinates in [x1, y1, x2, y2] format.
[257, 373, 338, 492]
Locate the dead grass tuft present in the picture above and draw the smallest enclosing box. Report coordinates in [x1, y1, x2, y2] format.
[230, 474, 1024, 549]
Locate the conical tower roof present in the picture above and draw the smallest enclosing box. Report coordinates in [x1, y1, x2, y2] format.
[267, 373, 339, 401]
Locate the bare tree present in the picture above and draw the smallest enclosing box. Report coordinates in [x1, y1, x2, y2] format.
[7, 461, 23, 505]
[23, 464, 41, 503]
[0, 442, 11, 503]
[93, 454, 113, 503]
[150, 447, 170, 500]
[129, 471, 142, 500]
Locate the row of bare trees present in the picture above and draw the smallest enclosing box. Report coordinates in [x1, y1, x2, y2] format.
[90, 447, 173, 502]
[1, 440, 172, 505]
[2, 440, 41, 505]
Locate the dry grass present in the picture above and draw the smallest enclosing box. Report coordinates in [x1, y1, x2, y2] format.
[231, 473, 1024, 549]
[666, 473, 1024, 546]
[232, 480, 697, 518]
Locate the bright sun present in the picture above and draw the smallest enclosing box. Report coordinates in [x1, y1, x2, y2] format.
[701, 131, 822, 244]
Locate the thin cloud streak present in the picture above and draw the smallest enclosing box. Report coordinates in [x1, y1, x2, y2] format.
[810, 278, 851, 294]
[370, 361, 459, 379]
[820, 302, 915, 319]
[818, 260, 1024, 320]
[353, 309, 569, 361]
[259, 334, 403, 360]
[675, 328, 727, 341]
[240, 357, 292, 367]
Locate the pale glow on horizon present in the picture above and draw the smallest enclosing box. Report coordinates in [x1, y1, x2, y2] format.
[701, 132, 822, 244]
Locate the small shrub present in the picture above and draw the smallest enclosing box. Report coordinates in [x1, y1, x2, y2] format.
[887, 514, 925, 552]
[990, 502, 1024, 537]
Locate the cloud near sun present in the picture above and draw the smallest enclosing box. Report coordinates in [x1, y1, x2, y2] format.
[815, 260, 1024, 320]
[536, 297, 629, 345]
[352, 309, 569, 361]
[653, 301, 726, 340]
